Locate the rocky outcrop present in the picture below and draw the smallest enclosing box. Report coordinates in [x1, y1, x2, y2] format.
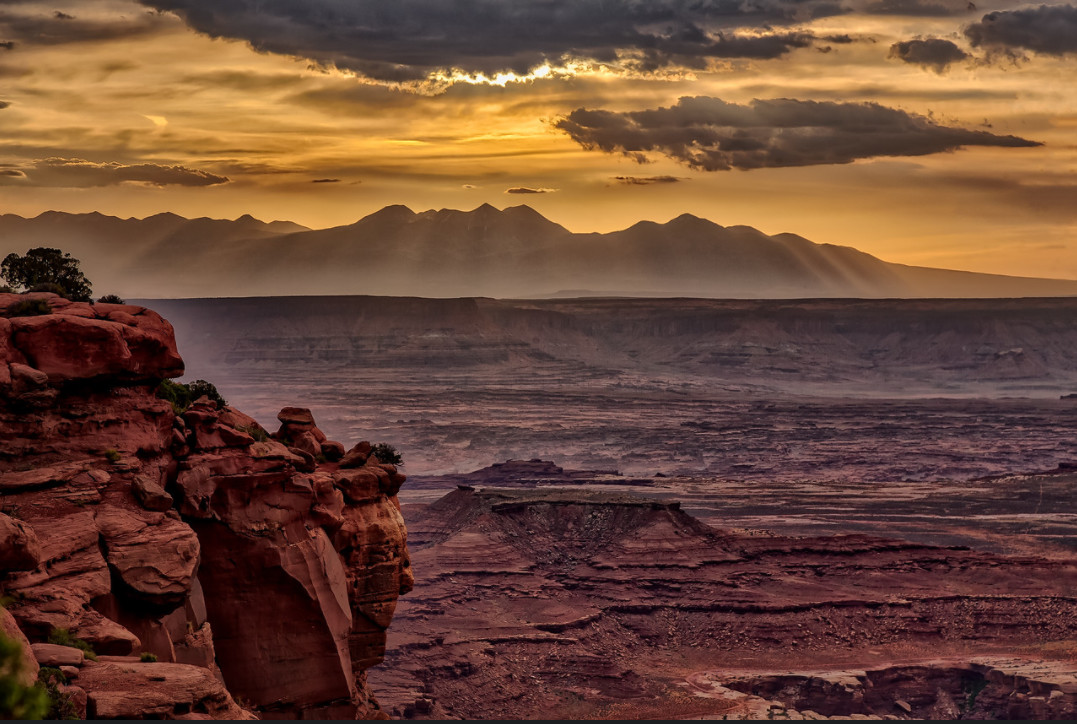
[73, 657, 254, 720]
[0, 293, 411, 719]
[696, 657, 1077, 720]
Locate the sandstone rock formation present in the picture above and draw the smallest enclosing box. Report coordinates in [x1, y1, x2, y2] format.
[689, 657, 1077, 720]
[0, 292, 411, 719]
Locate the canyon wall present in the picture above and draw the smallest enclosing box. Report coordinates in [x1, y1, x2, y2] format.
[0, 292, 412, 719]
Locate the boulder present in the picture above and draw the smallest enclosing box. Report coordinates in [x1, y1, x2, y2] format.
[249, 440, 304, 468]
[30, 642, 85, 667]
[286, 447, 317, 473]
[1, 608, 39, 686]
[218, 406, 267, 439]
[340, 441, 372, 469]
[335, 469, 381, 504]
[9, 362, 48, 389]
[95, 507, 199, 606]
[277, 406, 315, 428]
[321, 440, 346, 462]
[77, 660, 254, 720]
[376, 463, 407, 496]
[288, 430, 322, 458]
[0, 512, 42, 571]
[60, 684, 88, 719]
[8, 312, 182, 382]
[132, 475, 174, 512]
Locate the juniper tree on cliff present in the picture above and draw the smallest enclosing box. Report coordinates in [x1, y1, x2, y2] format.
[1, 247, 93, 302]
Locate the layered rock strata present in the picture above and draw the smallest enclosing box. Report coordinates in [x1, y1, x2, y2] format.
[0, 292, 411, 719]
[375, 486, 1077, 719]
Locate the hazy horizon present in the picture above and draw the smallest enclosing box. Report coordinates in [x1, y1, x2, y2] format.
[6, 202, 1077, 299]
[9, 201, 1077, 284]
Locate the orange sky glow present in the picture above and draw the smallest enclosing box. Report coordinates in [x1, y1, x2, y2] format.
[1, 0, 1075, 280]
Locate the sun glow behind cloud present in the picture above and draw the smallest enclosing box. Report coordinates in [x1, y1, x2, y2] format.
[0, 0, 1074, 280]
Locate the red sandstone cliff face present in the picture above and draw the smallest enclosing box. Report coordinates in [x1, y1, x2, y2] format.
[0, 292, 412, 719]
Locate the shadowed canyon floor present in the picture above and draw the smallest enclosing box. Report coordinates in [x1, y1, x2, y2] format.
[137, 295, 1077, 720]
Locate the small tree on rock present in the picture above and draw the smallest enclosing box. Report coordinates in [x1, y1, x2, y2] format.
[1, 248, 92, 302]
[370, 443, 403, 466]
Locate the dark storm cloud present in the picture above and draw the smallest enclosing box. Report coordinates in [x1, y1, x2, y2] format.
[0, 157, 229, 187]
[738, 81, 1017, 102]
[0, 7, 167, 47]
[506, 186, 556, 194]
[0, 40, 14, 49]
[555, 96, 1041, 171]
[889, 37, 970, 72]
[965, 4, 1077, 57]
[137, 0, 958, 82]
[613, 175, 683, 184]
[311, 178, 340, 183]
[863, 0, 976, 16]
[0, 100, 9, 108]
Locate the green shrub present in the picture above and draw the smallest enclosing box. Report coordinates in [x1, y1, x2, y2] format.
[156, 379, 190, 415]
[1, 248, 92, 302]
[103, 449, 121, 464]
[370, 443, 403, 466]
[97, 294, 125, 304]
[155, 379, 226, 414]
[37, 667, 79, 720]
[4, 299, 52, 318]
[47, 628, 97, 661]
[237, 425, 269, 442]
[27, 282, 67, 296]
[0, 631, 48, 720]
[139, 652, 158, 663]
[187, 379, 227, 407]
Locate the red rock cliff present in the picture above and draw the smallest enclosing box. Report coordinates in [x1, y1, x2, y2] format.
[0, 292, 412, 719]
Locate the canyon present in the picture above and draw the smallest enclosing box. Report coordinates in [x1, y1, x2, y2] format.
[150, 295, 1077, 479]
[369, 474, 1077, 719]
[151, 293, 1076, 720]
[3, 291, 1077, 719]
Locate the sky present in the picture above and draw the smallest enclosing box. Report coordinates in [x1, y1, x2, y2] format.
[0, 0, 1075, 279]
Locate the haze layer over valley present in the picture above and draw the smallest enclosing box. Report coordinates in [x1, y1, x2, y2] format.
[151, 295, 1077, 480]
[7, 205, 1077, 299]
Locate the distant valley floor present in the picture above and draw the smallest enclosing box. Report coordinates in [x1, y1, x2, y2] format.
[150, 295, 1077, 479]
[144, 294, 1077, 719]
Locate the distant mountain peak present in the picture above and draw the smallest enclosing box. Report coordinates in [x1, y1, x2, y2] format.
[668, 212, 723, 231]
[35, 209, 112, 220]
[356, 204, 416, 226]
[503, 204, 543, 218]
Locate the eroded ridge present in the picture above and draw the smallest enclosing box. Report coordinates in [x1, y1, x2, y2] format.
[375, 486, 1077, 719]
